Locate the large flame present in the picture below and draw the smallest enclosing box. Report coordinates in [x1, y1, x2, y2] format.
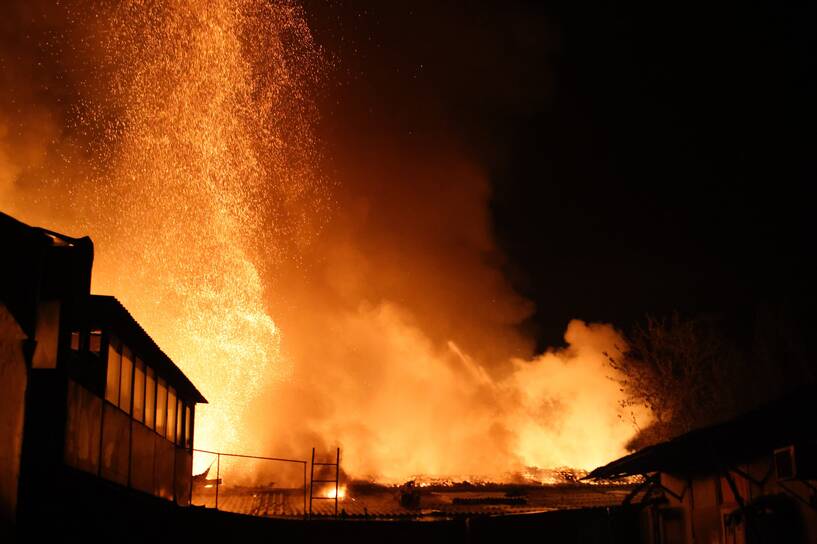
[1, 0, 649, 482]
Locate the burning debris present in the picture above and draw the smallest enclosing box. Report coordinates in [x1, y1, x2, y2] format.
[192, 464, 222, 489]
[398, 481, 421, 509]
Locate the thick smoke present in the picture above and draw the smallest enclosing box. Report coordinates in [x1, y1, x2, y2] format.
[250, 146, 648, 479]
[1, 1, 648, 483]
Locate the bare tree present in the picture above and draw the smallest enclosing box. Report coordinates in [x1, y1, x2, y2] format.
[606, 313, 742, 449]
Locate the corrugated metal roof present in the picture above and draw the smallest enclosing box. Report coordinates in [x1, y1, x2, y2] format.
[193, 484, 636, 519]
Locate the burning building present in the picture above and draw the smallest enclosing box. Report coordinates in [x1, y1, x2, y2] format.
[0, 211, 206, 538]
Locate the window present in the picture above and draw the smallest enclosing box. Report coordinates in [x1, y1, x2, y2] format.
[176, 398, 183, 446]
[105, 340, 121, 404]
[89, 330, 102, 354]
[133, 358, 145, 422]
[156, 378, 167, 436]
[167, 388, 177, 443]
[70, 331, 81, 351]
[119, 346, 133, 414]
[184, 405, 192, 449]
[145, 367, 156, 430]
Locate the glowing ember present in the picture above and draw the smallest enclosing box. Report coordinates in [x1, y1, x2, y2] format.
[322, 486, 346, 500]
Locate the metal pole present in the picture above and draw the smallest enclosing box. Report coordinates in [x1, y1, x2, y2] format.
[334, 447, 340, 517]
[215, 452, 220, 510]
[303, 461, 307, 519]
[308, 448, 315, 518]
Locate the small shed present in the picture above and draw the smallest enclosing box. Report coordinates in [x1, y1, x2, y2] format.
[588, 389, 817, 544]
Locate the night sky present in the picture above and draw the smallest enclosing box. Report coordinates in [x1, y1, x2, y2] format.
[302, 1, 816, 350]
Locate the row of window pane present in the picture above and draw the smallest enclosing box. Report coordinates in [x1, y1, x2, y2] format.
[71, 329, 102, 353]
[133, 359, 145, 421]
[105, 337, 191, 447]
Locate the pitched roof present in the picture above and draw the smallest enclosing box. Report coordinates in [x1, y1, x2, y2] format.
[88, 295, 207, 404]
[588, 387, 817, 479]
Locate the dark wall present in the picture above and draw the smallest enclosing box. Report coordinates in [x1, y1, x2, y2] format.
[0, 305, 27, 538]
[0, 213, 93, 341]
[19, 491, 641, 544]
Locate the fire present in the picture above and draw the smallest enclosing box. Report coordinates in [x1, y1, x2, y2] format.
[322, 486, 346, 500]
[1, 0, 651, 484]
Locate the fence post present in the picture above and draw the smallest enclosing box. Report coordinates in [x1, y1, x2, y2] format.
[303, 461, 307, 519]
[334, 447, 340, 517]
[309, 447, 315, 518]
[215, 452, 220, 510]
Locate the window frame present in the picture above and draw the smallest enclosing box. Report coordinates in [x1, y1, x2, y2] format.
[167, 387, 177, 444]
[119, 345, 134, 415]
[145, 366, 156, 430]
[105, 337, 121, 405]
[156, 378, 168, 437]
[133, 358, 146, 423]
[184, 404, 192, 450]
[89, 329, 103, 354]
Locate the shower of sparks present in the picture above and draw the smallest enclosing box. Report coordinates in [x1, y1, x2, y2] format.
[87, 0, 327, 458]
[9, 0, 328, 461]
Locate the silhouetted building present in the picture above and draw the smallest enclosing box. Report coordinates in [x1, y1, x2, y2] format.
[0, 211, 206, 539]
[589, 390, 817, 544]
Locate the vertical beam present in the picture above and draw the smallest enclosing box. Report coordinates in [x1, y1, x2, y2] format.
[215, 452, 220, 510]
[309, 447, 315, 518]
[126, 354, 135, 490]
[303, 461, 307, 519]
[97, 336, 111, 478]
[334, 447, 340, 517]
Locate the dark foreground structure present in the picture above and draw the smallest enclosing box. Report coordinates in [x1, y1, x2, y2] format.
[1, 212, 206, 541]
[589, 390, 817, 543]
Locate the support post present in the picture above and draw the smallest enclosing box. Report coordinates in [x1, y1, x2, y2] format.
[215, 452, 220, 510]
[334, 447, 340, 517]
[303, 461, 307, 519]
[309, 447, 315, 518]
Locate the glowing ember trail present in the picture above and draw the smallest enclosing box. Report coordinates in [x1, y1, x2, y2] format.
[1, 0, 651, 483]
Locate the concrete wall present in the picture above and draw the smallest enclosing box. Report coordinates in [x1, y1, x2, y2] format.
[0, 303, 27, 534]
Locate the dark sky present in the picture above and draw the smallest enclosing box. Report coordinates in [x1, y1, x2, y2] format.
[302, 1, 817, 349]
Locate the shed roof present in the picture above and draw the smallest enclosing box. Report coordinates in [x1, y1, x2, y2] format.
[88, 295, 207, 404]
[588, 387, 817, 479]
